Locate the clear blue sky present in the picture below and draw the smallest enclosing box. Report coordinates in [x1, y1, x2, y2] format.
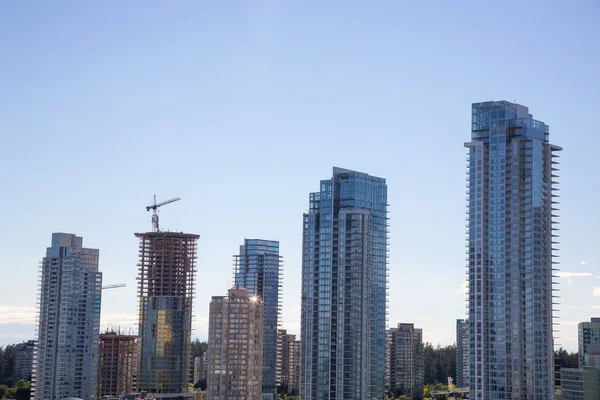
[1, 1, 598, 352]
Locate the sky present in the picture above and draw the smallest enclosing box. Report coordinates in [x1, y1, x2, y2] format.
[0, 1, 599, 352]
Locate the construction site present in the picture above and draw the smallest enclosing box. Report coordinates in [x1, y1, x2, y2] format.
[98, 330, 138, 398]
[134, 196, 200, 396]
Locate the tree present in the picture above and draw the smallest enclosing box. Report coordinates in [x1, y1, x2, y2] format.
[0, 384, 8, 399]
[191, 339, 208, 359]
[14, 380, 30, 400]
[423, 342, 456, 385]
[0, 345, 16, 386]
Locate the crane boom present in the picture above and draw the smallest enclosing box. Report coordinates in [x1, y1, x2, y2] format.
[102, 283, 126, 290]
[154, 197, 181, 208]
[146, 195, 181, 232]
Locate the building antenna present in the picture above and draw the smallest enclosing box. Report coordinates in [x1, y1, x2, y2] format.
[145, 195, 181, 232]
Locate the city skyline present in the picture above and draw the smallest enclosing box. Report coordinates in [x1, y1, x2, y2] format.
[1, 2, 599, 354]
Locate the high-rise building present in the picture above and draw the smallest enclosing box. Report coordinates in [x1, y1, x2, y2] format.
[207, 287, 264, 400]
[14, 340, 35, 382]
[98, 330, 137, 398]
[32, 233, 102, 400]
[234, 239, 282, 398]
[276, 329, 287, 390]
[578, 318, 600, 368]
[287, 337, 301, 395]
[276, 330, 301, 395]
[456, 319, 469, 388]
[135, 231, 199, 395]
[466, 101, 561, 399]
[300, 167, 388, 400]
[386, 323, 424, 400]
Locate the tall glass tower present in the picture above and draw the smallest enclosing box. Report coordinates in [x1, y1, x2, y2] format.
[234, 239, 282, 399]
[300, 167, 388, 400]
[32, 233, 102, 400]
[466, 101, 561, 399]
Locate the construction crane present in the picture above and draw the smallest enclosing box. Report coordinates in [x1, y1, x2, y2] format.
[102, 283, 126, 290]
[146, 195, 181, 232]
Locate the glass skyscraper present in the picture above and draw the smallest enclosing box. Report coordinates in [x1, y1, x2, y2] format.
[234, 239, 283, 398]
[300, 167, 388, 400]
[466, 101, 561, 399]
[32, 233, 102, 400]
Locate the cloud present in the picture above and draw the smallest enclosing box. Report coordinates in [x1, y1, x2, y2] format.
[581, 261, 588, 265]
[593, 306, 600, 309]
[558, 272, 592, 278]
[594, 288, 600, 297]
[0, 306, 37, 324]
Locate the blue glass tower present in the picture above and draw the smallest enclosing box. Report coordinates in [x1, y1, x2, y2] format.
[466, 102, 561, 399]
[300, 167, 388, 400]
[234, 239, 282, 398]
[32, 233, 102, 400]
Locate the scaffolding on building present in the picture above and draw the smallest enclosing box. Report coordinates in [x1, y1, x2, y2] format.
[135, 231, 199, 395]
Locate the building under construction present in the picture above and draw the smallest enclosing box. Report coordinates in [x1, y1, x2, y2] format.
[135, 231, 199, 395]
[98, 330, 138, 398]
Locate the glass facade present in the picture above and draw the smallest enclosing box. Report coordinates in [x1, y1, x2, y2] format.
[300, 167, 388, 400]
[578, 319, 600, 368]
[466, 101, 561, 399]
[234, 239, 282, 397]
[32, 233, 102, 400]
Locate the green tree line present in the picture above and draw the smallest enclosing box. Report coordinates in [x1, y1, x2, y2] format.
[0, 346, 16, 387]
[423, 343, 579, 386]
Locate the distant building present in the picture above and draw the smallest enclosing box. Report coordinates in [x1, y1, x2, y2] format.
[276, 330, 286, 390]
[135, 231, 199, 395]
[561, 369, 600, 400]
[193, 357, 201, 384]
[287, 336, 300, 395]
[193, 353, 208, 385]
[234, 239, 282, 398]
[560, 341, 600, 399]
[14, 340, 35, 382]
[584, 344, 600, 369]
[300, 167, 388, 400]
[387, 323, 424, 400]
[98, 331, 137, 398]
[579, 318, 600, 367]
[466, 101, 560, 399]
[202, 351, 208, 382]
[32, 233, 102, 400]
[276, 330, 300, 394]
[207, 287, 264, 400]
[456, 319, 469, 387]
